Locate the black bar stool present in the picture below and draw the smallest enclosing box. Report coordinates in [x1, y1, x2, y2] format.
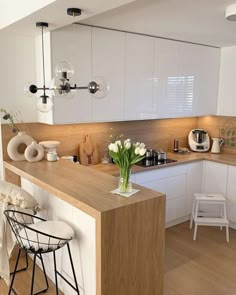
[4, 209, 80, 295]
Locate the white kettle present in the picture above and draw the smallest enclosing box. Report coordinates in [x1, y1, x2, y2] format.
[211, 138, 224, 153]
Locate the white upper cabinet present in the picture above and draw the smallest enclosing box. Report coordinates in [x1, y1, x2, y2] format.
[38, 24, 220, 124]
[124, 33, 155, 120]
[218, 46, 236, 116]
[194, 45, 220, 116]
[51, 25, 92, 124]
[91, 27, 125, 122]
[154, 39, 220, 118]
[154, 39, 191, 118]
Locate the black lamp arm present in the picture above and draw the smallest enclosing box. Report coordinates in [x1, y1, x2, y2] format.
[71, 81, 99, 93]
[29, 81, 100, 95]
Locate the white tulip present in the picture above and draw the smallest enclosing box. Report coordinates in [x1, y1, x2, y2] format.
[125, 142, 131, 149]
[139, 148, 146, 156]
[113, 144, 119, 153]
[140, 143, 145, 149]
[135, 142, 140, 147]
[135, 147, 140, 155]
[115, 140, 122, 146]
[108, 143, 114, 151]
[108, 143, 119, 153]
[124, 138, 131, 145]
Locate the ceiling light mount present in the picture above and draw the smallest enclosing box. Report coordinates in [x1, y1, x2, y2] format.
[36, 22, 48, 28]
[67, 8, 82, 17]
[226, 4, 236, 21]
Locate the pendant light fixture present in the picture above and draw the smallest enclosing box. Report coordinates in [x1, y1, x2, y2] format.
[25, 21, 109, 113]
[24, 22, 54, 113]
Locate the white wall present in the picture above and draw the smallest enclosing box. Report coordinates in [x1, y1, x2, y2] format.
[0, 30, 37, 121]
[0, 0, 55, 29]
[0, 30, 37, 179]
[217, 46, 236, 116]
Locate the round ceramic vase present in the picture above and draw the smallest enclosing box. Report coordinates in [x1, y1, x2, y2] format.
[7, 132, 35, 161]
[24, 141, 45, 162]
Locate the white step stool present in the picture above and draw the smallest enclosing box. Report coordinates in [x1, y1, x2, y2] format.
[190, 193, 229, 242]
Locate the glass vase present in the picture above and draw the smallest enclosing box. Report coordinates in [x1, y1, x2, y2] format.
[119, 167, 132, 193]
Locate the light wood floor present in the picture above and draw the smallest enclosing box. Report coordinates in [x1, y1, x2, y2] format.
[1, 222, 236, 295]
[0, 255, 63, 295]
[164, 222, 236, 295]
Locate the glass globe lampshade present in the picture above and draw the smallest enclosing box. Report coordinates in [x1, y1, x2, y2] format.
[50, 77, 75, 98]
[37, 96, 53, 113]
[55, 61, 74, 79]
[89, 77, 110, 99]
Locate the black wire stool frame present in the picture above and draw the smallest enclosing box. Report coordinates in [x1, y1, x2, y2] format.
[4, 209, 80, 295]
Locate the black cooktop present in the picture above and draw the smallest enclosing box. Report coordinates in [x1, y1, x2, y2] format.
[136, 158, 177, 167]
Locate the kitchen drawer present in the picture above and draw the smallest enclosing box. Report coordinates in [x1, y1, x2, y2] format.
[134, 164, 189, 184]
[139, 174, 186, 200]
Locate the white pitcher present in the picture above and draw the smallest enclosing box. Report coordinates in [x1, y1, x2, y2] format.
[211, 138, 224, 153]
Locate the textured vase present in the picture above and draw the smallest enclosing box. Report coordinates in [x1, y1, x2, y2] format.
[119, 167, 132, 193]
[7, 132, 35, 161]
[24, 141, 44, 162]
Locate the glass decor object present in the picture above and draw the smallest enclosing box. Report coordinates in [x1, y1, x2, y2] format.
[90, 77, 110, 99]
[108, 139, 146, 193]
[49, 77, 75, 98]
[119, 167, 132, 193]
[55, 61, 75, 79]
[37, 96, 53, 113]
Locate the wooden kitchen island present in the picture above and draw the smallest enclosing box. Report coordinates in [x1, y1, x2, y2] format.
[3, 160, 166, 295]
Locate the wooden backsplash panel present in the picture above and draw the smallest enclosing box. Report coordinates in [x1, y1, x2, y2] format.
[1, 117, 198, 161]
[198, 116, 236, 154]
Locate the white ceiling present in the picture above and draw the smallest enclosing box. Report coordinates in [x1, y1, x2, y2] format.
[79, 0, 236, 47]
[1, 0, 135, 36]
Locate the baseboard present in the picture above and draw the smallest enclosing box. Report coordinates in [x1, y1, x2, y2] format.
[166, 215, 190, 228]
[229, 221, 236, 230]
[166, 216, 236, 231]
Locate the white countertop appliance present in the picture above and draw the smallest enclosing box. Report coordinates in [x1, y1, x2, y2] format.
[188, 129, 210, 152]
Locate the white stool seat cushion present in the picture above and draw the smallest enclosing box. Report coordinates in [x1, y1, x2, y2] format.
[0, 181, 38, 210]
[19, 220, 74, 251]
[194, 193, 225, 201]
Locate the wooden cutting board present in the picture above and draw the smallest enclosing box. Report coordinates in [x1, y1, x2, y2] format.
[79, 134, 99, 165]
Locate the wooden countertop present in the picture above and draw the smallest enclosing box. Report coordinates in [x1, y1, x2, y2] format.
[3, 160, 164, 218]
[92, 152, 236, 175]
[4, 152, 236, 217]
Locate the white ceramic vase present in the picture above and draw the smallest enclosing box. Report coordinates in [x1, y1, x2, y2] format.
[24, 141, 45, 162]
[7, 132, 35, 161]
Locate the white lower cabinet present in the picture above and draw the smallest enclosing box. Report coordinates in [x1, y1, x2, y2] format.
[203, 161, 228, 195]
[202, 160, 236, 228]
[226, 166, 236, 223]
[133, 161, 203, 226]
[202, 161, 228, 215]
[133, 160, 236, 228]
